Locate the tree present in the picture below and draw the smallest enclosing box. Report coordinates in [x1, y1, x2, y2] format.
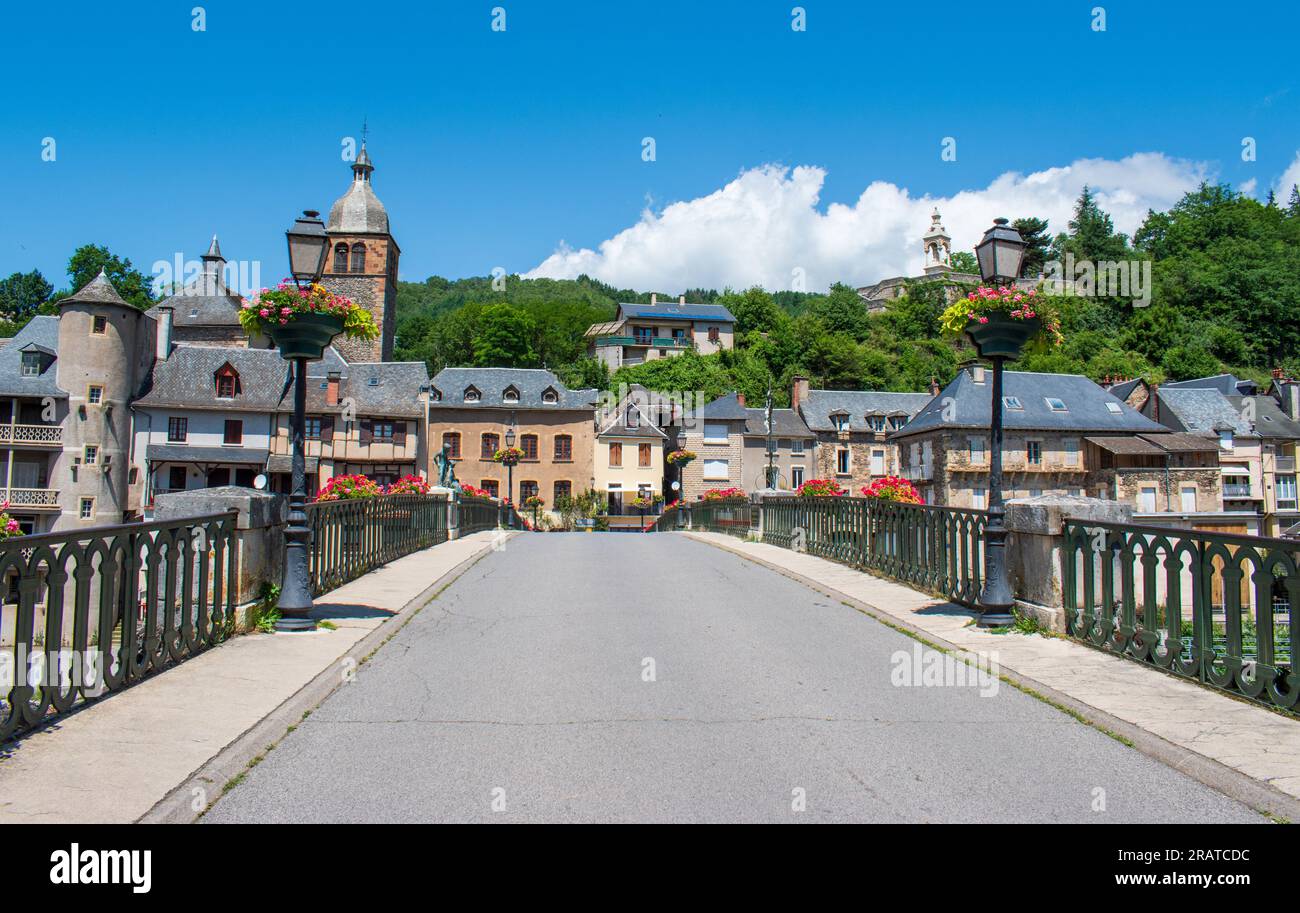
[0, 270, 53, 321]
[1011, 217, 1051, 277]
[811, 282, 868, 339]
[65, 244, 155, 309]
[721, 286, 781, 334]
[949, 251, 978, 274]
[472, 303, 537, 367]
[1050, 187, 1129, 263]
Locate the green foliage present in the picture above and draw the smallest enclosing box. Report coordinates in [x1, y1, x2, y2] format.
[473, 303, 538, 366]
[1012, 217, 1052, 278]
[0, 270, 53, 320]
[65, 244, 156, 309]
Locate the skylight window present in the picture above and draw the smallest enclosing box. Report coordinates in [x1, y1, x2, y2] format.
[1002, 396, 1024, 410]
[1045, 397, 1068, 412]
[1105, 402, 1123, 415]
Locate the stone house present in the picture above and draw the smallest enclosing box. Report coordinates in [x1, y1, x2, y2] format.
[740, 404, 815, 492]
[427, 368, 597, 508]
[585, 296, 736, 370]
[1145, 386, 1262, 517]
[791, 376, 933, 493]
[676, 392, 747, 501]
[892, 368, 1166, 509]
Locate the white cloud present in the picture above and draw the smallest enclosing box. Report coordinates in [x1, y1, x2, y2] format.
[1275, 151, 1300, 201]
[525, 153, 1209, 293]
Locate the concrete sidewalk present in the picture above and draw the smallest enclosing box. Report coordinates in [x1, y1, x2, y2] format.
[0, 530, 506, 824]
[684, 531, 1300, 818]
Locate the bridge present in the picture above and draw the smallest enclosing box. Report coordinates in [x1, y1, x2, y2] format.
[1, 491, 1298, 823]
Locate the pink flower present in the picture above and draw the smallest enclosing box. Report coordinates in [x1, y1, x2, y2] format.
[280, 307, 291, 316]
[279, 318, 288, 325]
[978, 316, 989, 324]
[259, 308, 270, 317]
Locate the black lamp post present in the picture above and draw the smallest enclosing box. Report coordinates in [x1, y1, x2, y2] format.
[504, 411, 516, 529]
[275, 210, 330, 632]
[972, 218, 1027, 628]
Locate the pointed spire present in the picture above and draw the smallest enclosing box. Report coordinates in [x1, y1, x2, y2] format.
[352, 143, 374, 182]
[204, 234, 224, 261]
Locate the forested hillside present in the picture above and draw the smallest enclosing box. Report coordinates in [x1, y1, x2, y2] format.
[388, 184, 1300, 407]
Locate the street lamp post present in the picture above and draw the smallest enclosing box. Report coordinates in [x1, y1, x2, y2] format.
[275, 211, 331, 632]
[972, 218, 1028, 628]
[504, 411, 516, 529]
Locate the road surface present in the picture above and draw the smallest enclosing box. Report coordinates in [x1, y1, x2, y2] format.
[205, 533, 1261, 823]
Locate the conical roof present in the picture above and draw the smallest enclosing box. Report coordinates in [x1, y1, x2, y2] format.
[62, 269, 131, 307]
[327, 144, 389, 234]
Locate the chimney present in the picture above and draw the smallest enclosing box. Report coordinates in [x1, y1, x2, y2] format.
[1149, 383, 1160, 424]
[155, 306, 173, 358]
[650, 293, 657, 305]
[970, 365, 986, 384]
[679, 295, 686, 304]
[928, 375, 940, 397]
[735, 392, 746, 409]
[326, 370, 341, 406]
[791, 375, 810, 412]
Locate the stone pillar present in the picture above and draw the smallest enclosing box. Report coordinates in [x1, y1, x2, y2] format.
[154, 486, 287, 630]
[1005, 495, 1132, 632]
[431, 487, 458, 539]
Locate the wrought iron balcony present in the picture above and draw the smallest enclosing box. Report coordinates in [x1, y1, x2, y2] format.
[0, 423, 62, 446]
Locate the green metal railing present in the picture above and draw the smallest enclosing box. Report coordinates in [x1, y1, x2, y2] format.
[0, 511, 238, 741]
[656, 497, 987, 606]
[1062, 519, 1300, 710]
[305, 494, 450, 595]
[459, 495, 503, 535]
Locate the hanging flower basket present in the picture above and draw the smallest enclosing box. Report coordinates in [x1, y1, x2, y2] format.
[796, 478, 846, 498]
[666, 449, 697, 466]
[523, 495, 545, 510]
[939, 286, 1062, 359]
[240, 281, 379, 360]
[493, 447, 525, 467]
[861, 476, 924, 504]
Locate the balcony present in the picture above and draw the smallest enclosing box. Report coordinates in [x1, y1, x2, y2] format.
[593, 335, 692, 349]
[1223, 483, 1255, 499]
[1, 487, 60, 510]
[0, 424, 62, 447]
[900, 465, 933, 482]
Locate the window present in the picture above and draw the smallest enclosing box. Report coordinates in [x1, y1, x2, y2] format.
[481, 433, 499, 459]
[443, 432, 461, 459]
[91, 315, 108, 335]
[481, 479, 499, 498]
[972, 487, 987, 510]
[703, 422, 729, 444]
[1105, 401, 1123, 414]
[1026, 441, 1042, 465]
[305, 417, 323, 440]
[167, 417, 188, 442]
[88, 385, 104, 405]
[1030, 488, 1042, 498]
[1181, 484, 1198, 512]
[79, 498, 94, 520]
[520, 480, 538, 502]
[609, 442, 622, 467]
[372, 421, 397, 441]
[867, 415, 886, 432]
[1063, 439, 1079, 467]
[520, 434, 538, 460]
[702, 458, 729, 480]
[1219, 430, 1234, 451]
[554, 480, 572, 503]
[542, 389, 558, 404]
[707, 326, 720, 342]
[1139, 485, 1158, 513]
[1045, 397, 1068, 412]
[836, 448, 850, 475]
[791, 439, 805, 455]
[871, 449, 885, 475]
[333, 243, 349, 272]
[639, 443, 651, 467]
[350, 243, 366, 273]
[626, 404, 639, 428]
[1277, 475, 1297, 510]
[223, 420, 243, 445]
[1003, 396, 1024, 410]
[969, 437, 986, 463]
[464, 387, 481, 403]
[554, 435, 572, 461]
[21, 352, 40, 376]
[215, 364, 240, 399]
[83, 445, 98, 465]
[168, 466, 187, 491]
[791, 466, 805, 487]
[503, 387, 519, 404]
[889, 415, 907, 431]
[831, 413, 849, 432]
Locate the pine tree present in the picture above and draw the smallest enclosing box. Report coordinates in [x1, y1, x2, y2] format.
[1011, 217, 1051, 277]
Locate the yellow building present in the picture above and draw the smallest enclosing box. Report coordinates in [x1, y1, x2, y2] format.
[594, 387, 667, 526]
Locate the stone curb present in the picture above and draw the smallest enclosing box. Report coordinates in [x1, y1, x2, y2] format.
[139, 532, 512, 824]
[683, 531, 1300, 823]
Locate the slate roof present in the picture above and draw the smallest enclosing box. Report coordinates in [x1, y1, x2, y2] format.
[60, 269, 132, 308]
[893, 371, 1164, 439]
[0, 316, 67, 398]
[700, 392, 748, 421]
[337, 361, 431, 419]
[598, 390, 669, 439]
[1104, 378, 1146, 402]
[1228, 395, 1300, 440]
[1164, 373, 1257, 396]
[801, 390, 934, 433]
[146, 444, 270, 465]
[616, 301, 736, 324]
[429, 367, 598, 411]
[1085, 433, 1219, 455]
[743, 408, 814, 437]
[146, 237, 245, 328]
[1152, 388, 1254, 436]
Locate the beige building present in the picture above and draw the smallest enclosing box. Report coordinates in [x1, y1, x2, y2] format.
[585, 296, 736, 370]
[595, 387, 667, 522]
[428, 368, 597, 509]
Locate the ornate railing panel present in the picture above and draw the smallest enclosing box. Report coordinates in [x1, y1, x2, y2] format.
[305, 494, 450, 595]
[0, 423, 62, 446]
[1061, 519, 1300, 710]
[689, 501, 753, 537]
[0, 511, 237, 741]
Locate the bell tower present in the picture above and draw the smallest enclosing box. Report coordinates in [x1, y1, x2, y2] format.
[922, 207, 952, 276]
[321, 143, 399, 362]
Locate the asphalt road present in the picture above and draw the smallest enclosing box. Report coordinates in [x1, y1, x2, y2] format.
[205, 533, 1261, 823]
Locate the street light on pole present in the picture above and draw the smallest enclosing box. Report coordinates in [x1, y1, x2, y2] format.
[276, 210, 331, 632]
[972, 218, 1028, 628]
[504, 410, 516, 528]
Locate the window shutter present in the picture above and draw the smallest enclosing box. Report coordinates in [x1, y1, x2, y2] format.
[394, 422, 407, 446]
[359, 419, 373, 445]
[321, 416, 334, 443]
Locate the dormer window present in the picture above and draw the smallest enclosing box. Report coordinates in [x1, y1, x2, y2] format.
[889, 415, 906, 430]
[542, 388, 558, 405]
[503, 386, 520, 404]
[831, 413, 849, 431]
[464, 386, 481, 403]
[21, 352, 41, 377]
[215, 363, 241, 399]
[430, 388, 442, 403]
[626, 404, 639, 428]
[867, 415, 886, 432]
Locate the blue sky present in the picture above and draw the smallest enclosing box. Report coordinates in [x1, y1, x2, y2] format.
[2, 0, 1296, 293]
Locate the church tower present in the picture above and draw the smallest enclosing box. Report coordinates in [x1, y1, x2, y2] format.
[922, 207, 952, 276]
[321, 144, 399, 362]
